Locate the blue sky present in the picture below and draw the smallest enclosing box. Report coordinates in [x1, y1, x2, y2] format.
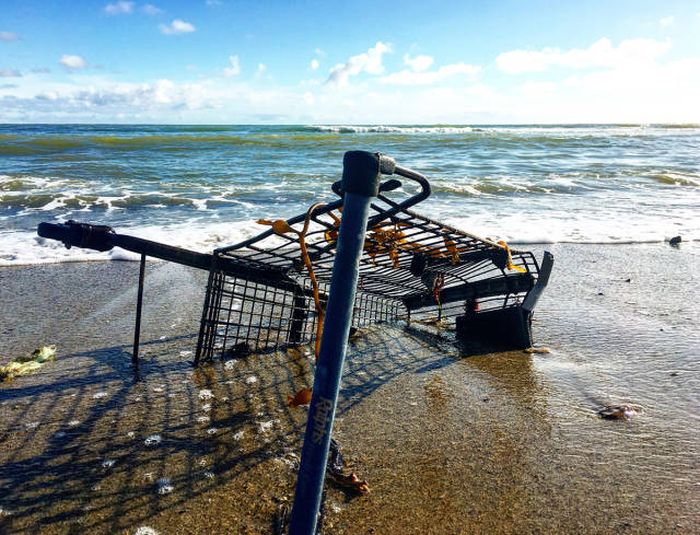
[1, 0, 699, 123]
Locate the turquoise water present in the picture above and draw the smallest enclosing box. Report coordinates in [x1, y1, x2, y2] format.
[1, 124, 698, 264]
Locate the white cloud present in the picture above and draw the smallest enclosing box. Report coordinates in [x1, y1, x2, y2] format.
[160, 19, 195, 35]
[256, 63, 267, 77]
[2, 61, 698, 124]
[2, 34, 697, 124]
[223, 55, 240, 76]
[326, 41, 391, 87]
[104, 1, 134, 15]
[0, 31, 19, 42]
[303, 91, 315, 105]
[659, 16, 674, 28]
[381, 62, 480, 86]
[519, 80, 558, 96]
[496, 37, 671, 74]
[59, 54, 88, 70]
[403, 54, 434, 72]
[142, 4, 163, 15]
[0, 69, 21, 77]
[310, 58, 320, 70]
[0, 77, 222, 119]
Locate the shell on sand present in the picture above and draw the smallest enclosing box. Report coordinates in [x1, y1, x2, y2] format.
[524, 346, 551, 354]
[598, 404, 643, 420]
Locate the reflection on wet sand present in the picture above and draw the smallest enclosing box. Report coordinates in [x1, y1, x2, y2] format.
[2, 244, 698, 534]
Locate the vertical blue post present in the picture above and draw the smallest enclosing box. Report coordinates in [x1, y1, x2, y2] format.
[288, 151, 382, 534]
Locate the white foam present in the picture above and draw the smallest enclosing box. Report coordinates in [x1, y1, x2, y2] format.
[144, 434, 162, 446]
[2, 163, 699, 269]
[257, 420, 274, 433]
[198, 389, 214, 401]
[0, 220, 258, 267]
[311, 125, 474, 134]
[156, 478, 174, 495]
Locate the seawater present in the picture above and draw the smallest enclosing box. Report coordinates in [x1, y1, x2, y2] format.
[1, 123, 698, 265]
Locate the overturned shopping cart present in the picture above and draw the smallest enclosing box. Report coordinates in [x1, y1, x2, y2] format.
[37, 151, 553, 364]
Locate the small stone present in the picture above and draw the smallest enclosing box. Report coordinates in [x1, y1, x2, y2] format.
[524, 346, 551, 354]
[144, 434, 162, 446]
[198, 389, 214, 401]
[156, 478, 174, 495]
[598, 404, 642, 420]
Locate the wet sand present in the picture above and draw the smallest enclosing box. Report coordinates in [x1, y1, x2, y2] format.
[0, 243, 698, 534]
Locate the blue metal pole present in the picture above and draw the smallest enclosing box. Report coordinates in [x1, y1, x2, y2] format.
[288, 151, 382, 535]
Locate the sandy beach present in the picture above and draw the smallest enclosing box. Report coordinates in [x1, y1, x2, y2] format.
[0, 242, 698, 534]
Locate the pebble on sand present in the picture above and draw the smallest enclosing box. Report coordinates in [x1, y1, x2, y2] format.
[144, 434, 162, 446]
[156, 478, 174, 495]
[598, 404, 643, 420]
[198, 389, 214, 401]
[523, 346, 551, 354]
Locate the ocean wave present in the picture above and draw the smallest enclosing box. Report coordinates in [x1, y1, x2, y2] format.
[2, 206, 696, 267]
[650, 171, 700, 187]
[0, 133, 349, 154]
[3, 125, 698, 157]
[309, 125, 475, 134]
[0, 220, 259, 266]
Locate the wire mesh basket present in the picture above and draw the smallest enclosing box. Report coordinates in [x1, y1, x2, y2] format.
[195, 161, 552, 362]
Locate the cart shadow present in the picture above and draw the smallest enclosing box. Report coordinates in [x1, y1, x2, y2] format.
[0, 321, 522, 533]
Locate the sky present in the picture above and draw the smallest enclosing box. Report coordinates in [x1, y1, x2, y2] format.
[1, 0, 699, 124]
